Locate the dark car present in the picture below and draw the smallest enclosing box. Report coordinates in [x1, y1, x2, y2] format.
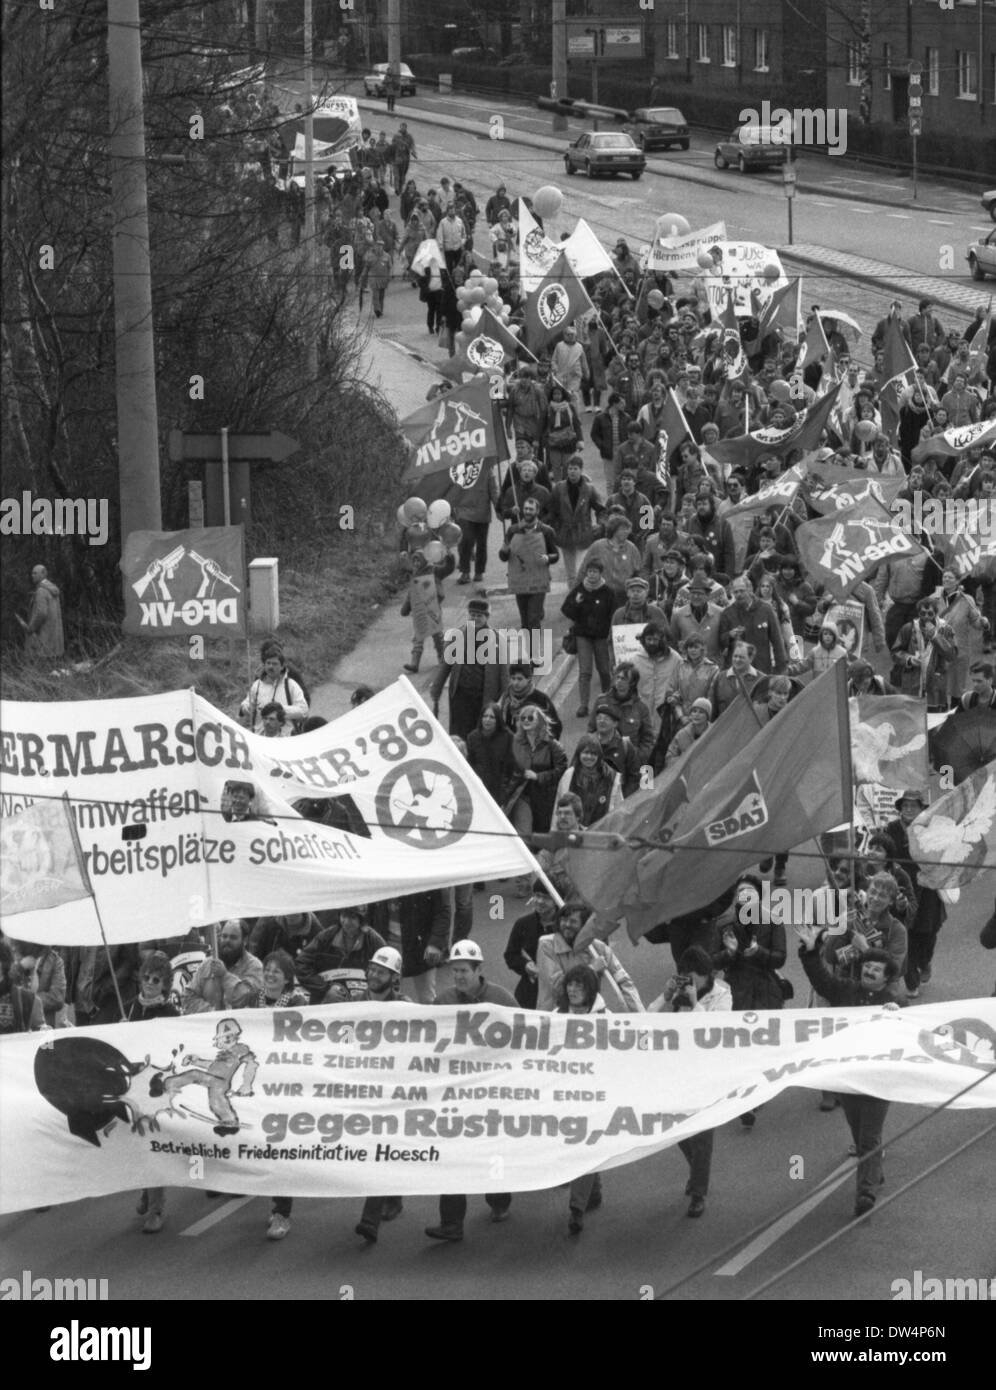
[714, 125, 787, 173]
[625, 106, 690, 152]
[564, 131, 646, 180]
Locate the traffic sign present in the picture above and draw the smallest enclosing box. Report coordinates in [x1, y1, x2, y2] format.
[783, 166, 797, 186]
[568, 34, 595, 55]
[909, 93, 922, 108]
[909, 113, 922, 136]
[169, 430, 300, 463]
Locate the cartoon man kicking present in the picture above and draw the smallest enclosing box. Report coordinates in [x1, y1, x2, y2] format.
[150, 1017, 257, 1137]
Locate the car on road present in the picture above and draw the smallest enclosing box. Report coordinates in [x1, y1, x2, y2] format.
[967, 228, 996, 281]
[624, 106, 690, 152]
[982, 190, 996, 222]
[564, 131, 646, 179]
[714, 125, 787, 173]
[363, 62, 417, 97]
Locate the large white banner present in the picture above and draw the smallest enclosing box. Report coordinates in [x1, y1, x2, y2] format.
[1, 1000, 993, 1212]
[645, 220, 727, 273]
[0, 680, 543, 944]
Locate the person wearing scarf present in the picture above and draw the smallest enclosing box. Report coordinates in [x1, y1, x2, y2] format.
[556, 733, 623, 827]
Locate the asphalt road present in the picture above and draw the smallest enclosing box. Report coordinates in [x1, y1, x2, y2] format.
[3, 83, 993, 1310]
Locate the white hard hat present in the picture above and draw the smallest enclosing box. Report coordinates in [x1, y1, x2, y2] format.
[449, 940, 483, 964]
[370, 947, 402, 976]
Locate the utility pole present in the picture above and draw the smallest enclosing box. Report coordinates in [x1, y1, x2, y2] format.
[551, 0, 568, 133]
[387, 0, 401, 71]
[107, 0, 162, 536]
[303, 0, 318, 380]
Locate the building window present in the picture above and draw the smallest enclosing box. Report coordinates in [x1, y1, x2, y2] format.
[882, 43, 892, 89]
[754, 30, 769, 72]
[926, 47, 940, 96]
[957, 49, 978, 98]
[722, 25, 737, 67]
[696, 24, 710, 63]
[665, 20, 679, 59]
[846, 43, 861, 86]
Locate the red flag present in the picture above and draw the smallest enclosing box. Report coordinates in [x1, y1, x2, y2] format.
[522, 252, 593, 353]
[709, 383, 841, 472]
[911, 418, 996, 466]
[798, 313, 832, 371]
[880, 315, 917, 386]
[566, 697, 762, 937]
[637, 663, 852, 923]
[655, 389, 692, 485]
[400, 377, 501, 480]
[463, 307, 524, 372]
[795, 497, 927, 602]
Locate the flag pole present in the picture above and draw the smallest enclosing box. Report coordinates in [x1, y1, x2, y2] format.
[63, 793, 127, 1023]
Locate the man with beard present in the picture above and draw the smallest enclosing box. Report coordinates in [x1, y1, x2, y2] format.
[719, 575, 786, 675]
[181, 919, 264, 1014]
[425, 941, 516, 1242]
[536, 901, 642, 1012]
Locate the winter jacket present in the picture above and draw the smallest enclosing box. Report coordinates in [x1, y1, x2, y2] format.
[669, 601, 724, 662]
[499, 521, 559, 594]
[713, 664, 762, 714]
[589, 688, 654, 764]
[369, 894, 451, 981]
[891, 617, 957, 703]
[25, 578, 64, 659]
[535, 932, 643, 1012]
[561, 579, 618, 639]
[499, 685, 562, 741]
[712, 912, 787, 1011]
[429, 634, 508, 710]
[930, 586, 987, 698]
[509, 728, 568, 831]
[799, 946, 907, 1008]
[556, 759, 623, 827]
[664, 657, 720, 717]
[247, 915, 323, 964]
[590, 730, 642, 796]
[549, 478, 605, 550]
[503, 910, 548, 1008]
[719, 597, 787, 674]
[466, 721, 515, 805]
[590, 407, 632, 462]
[685, 508, 736, 579]
[579, 538, 644, 593]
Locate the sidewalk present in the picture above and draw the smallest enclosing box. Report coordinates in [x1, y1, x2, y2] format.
[782, 245, 988, 319]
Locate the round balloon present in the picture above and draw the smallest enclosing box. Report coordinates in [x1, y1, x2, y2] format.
[655, 212, 690, 238]
[423, 539, 446, 565]
[647, 289, 665, 310]
[402, 496, 428, 523]
[697, 250, 714, 270]
[532, 185, 563, 219]
[763, 263, 781, 283]
[438, 519, 463, 547]
[855, 420, 878, 442]
[396, 503, 409, 528]
[482, 277, 499, 296]
[426, 499, 452, 528]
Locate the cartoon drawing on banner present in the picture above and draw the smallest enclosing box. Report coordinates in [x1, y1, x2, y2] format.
[537, 282, 569, 332]
[918, 1019, 996, 1071]
[376, 760, 474, 849]
[147, 1017, 258, 1136]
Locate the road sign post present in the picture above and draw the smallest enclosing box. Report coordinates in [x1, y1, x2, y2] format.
[168, 429, 300, 530]
[908, 61, 922, 202]
[783, 163, 796, 245]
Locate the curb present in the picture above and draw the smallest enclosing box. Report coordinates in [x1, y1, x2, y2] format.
[778, 247, 976, 320]
[355, 95, 961, 217]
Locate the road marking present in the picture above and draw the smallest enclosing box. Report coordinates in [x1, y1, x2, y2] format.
[848, 208, 874, 215]
[886, 213, 911, 220]
[179, 1196, 255, 1236]
[928, 219, 952, 226]
[714, 1160, 853, 1276]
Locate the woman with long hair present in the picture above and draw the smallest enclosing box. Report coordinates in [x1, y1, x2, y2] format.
[555, 963, 606, 1234]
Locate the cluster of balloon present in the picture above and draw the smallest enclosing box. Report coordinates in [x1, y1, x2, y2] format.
[395, 495, 463, 562]
[452, 268, 521, 364]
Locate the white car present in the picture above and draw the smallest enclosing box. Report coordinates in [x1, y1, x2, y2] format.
[363, 63, 416, 97]
[982, 190, 996, 222]
[967, 228, 996, 281]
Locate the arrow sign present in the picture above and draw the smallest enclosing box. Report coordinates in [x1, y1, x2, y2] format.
[168, 430, 300, 463]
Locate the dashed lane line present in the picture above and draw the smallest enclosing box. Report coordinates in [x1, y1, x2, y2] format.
[179, 1196, 256, 1236]
[713, 1160, 853, 1276]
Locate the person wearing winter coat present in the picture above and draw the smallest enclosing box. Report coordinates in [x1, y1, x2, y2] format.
[503, 879, 559, 1008]
[589, 704, 642, 795]
[664, 697, 712, 766]
[240, 651, 309, 733]
[561, 557, 618, 716]
[548, 456, 605, 586]
[401, 548, 455, 673]
[684, 496, 736, 581]
[429, 597, 509, 739]
[506, 366, 549, 446]
[668, 575, 725, 662]
[498, 496, 560, 629]
[713, 641, 762, 715]
[11, 942, 66, 1026]
[774, 558, 818, 638]
[508, 706, 568, 836]
[929, 570, 989, 702]
[555, 962, 609, 1234]
[588, 663, 654, 765]
[890, 600, 957, 708]
[631, 622, 682, 748]
[19, 564, 64, 660]
[499, 663, 563, 741]
[664, 635, 720, 728]
[556, 734, 624, 827]
[611, 574, 668, 632]
[543, 385, 583, 483]
[712, 875, 787, 1012]
[467, 701, 515, 807]
[536, 902, 643, 1012]
[719, 574, 787, 675]
[581, 514, 643, 594]
[787, 619, 848, 678]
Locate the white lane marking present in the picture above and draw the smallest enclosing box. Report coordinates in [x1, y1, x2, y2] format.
[928, 220, 952, 226]
[848, 208, 874, 215]
[179, 1196, 255, 1236]
[713, 1160, 853, 1276]
[886, 213, 911, 220]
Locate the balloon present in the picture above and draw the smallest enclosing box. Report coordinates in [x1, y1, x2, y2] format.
[465, 306, 482, 325]
[396, 503, 410, 528]
[406, 522, 431, 548]
[426, 499, 452, 528]
[647, 289, 665, 310]
[855, 420, 878, 442]
[697, 250, 714, 269]
[402, 496, 428, 523]
[467, 287, 486, 306]
[439, 520, 463, 547]
[762, 263, 781, 282]
[655, 212, 690, 238]
[483, 277, 499, 296]
[532, 184, 563, 219]
[423, 539, 446, 565]
[467, 268, 484, 282]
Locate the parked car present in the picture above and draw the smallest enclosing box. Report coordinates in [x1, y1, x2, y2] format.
[968, 228, 996, 281]
[714, 125, 787, 173]
[564, 131, 645, 180]
[625, 106, 690, 152]
[451, 46, 499, 62]
[363, 62, 417, 97]
[982, 190, 996, 222]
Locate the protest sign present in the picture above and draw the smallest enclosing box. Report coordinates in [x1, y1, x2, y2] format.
[2, 999, 993, 1212]
[611, 624, 647, 667]
[0, 680, 544, 945]
[121, 527, 246, 637]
